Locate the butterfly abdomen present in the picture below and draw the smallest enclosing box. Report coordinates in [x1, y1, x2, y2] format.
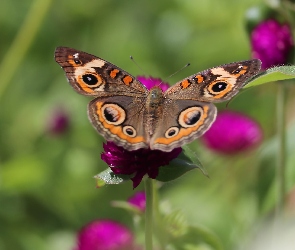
[145, 87, 164, 137]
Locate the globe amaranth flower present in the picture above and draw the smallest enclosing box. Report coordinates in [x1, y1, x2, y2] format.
[102, 141, 182, 188]
[137, 76, 170, 91]
[128, 191, 146, 211]
[75, 220, 136, 250]
[48, 108, 70, 135]
[251, 19, 293, 69]
[101, 76, 181, 188]
[202, 110, 262, 154]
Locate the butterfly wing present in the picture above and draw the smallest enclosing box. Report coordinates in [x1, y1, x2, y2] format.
[55, 47, 150, 149]
[88, 95, 149, 151]
[151, 60, 261, 152]
[55, 48, 261, 152]
[165, 59, 261, 102]
[54, 47, 148, 97]
[150, 99, 217, 152]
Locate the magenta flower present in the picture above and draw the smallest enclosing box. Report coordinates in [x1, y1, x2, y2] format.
[48, 108, 69, 135]
[101, 76, 181, 188]
[75, 220, 135, 250]
[102, 142, 182, 188]
[128, 191, 146, 211]
[251, 19, 293, 69]
[137, 76, 170, 91]
[202, 111, 262, 154]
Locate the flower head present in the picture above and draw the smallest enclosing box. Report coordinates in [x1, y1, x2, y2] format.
[48, 108, 69, 135]
[75, 220, 135, 250]
[128, 191, 146, 211]
[251, 19, 293, 69]
[202, 111, 262, 154]
[101, 142, 182, 188]
[137, 76, 170, 91]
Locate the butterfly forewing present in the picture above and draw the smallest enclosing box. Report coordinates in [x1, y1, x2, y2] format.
[55, 47, 148, 97]
[164, 59, 261, 103]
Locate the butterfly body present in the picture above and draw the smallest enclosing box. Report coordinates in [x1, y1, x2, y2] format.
[55, 47, 261, 152]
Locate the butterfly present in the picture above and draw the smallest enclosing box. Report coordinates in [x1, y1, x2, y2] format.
[55, 47, 261, 152]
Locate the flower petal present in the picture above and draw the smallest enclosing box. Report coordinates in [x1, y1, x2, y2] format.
[251, 19, 293, 69]
[202, 111, 262, 154]
[76, 220, 135, 250]
[101, 142, 182, 188]
[137, 76, 170, 91]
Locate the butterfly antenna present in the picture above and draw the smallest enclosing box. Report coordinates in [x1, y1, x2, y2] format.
[161, 63, 191, 84]
[168, 63, 191, 79]
[130, 56, 190, 88]
[130, 56, 158, 87]
[130, 56, 149, 76]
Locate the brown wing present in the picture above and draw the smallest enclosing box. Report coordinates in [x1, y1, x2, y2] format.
[88, 95, 149, 151]
[150, 99, 217, 152]
[54, 47, 148, 97]
[164, 59, 261, 102]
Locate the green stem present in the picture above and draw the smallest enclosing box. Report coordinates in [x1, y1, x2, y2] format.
[276, 82, 286, 217]
[0, 0, 52, 99]
[153, 181, 166, 250]
[144, 178, 154, 250]
[281, 1, 295, 62]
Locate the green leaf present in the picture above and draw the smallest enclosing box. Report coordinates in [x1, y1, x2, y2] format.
[172, 225, 224, 250]
[164, 209, 188, 237]
[244, 65, 295, 88]
[156, 146, 207, 182]
[182, 145, 208, 176]
[94, 168, 130, 187]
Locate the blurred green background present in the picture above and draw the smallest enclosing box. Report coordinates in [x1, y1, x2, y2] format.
[1, 0, 295, 249]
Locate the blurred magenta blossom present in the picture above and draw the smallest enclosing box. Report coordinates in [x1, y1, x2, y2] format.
[128, 191, 146, 211]
[137, 76, 170, 91]
[202, 111, 262, 154]
[101, 76, 182, 188]
[48, 108, 69, 135]
[75, 220, 136, 250]
[251, 19, 293, 69]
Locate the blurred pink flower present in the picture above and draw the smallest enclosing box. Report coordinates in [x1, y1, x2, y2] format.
[137, 76, 170, 91]
[75, 220, 135, 250]
[128, 191, 146, 211]
[202, 111, 262, 154]
[48, 108, 69, 135]
[251, 19, 293, 69]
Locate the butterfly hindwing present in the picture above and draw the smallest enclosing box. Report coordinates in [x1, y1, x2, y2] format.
[88, 95, 149, 151]
[150, 99, 217, 151]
